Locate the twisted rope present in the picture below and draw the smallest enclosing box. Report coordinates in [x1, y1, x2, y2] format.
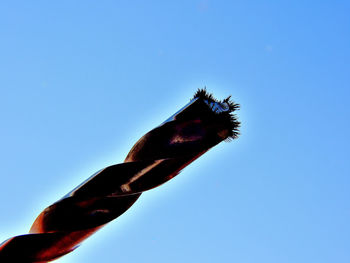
[0, 89, 240, 262]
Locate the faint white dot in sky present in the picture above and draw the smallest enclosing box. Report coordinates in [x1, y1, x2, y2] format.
[198, 0, 209, 12]
[265, 45, 273, 52]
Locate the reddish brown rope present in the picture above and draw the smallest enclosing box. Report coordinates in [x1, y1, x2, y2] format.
[0, 89, 240, 262]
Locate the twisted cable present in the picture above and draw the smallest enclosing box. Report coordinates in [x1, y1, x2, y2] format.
[0, 89, 240, 262]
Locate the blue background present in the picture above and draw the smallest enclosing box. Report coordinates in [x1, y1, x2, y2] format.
[0, 1, 349, 262]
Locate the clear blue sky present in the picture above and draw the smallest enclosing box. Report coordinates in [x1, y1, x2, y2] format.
[0, 1, 349, 262]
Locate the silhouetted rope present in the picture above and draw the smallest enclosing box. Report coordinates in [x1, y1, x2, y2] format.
[0, 89, 240, 262]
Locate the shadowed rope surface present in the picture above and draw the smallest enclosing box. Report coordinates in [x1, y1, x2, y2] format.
[0, 89, 240, 262]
